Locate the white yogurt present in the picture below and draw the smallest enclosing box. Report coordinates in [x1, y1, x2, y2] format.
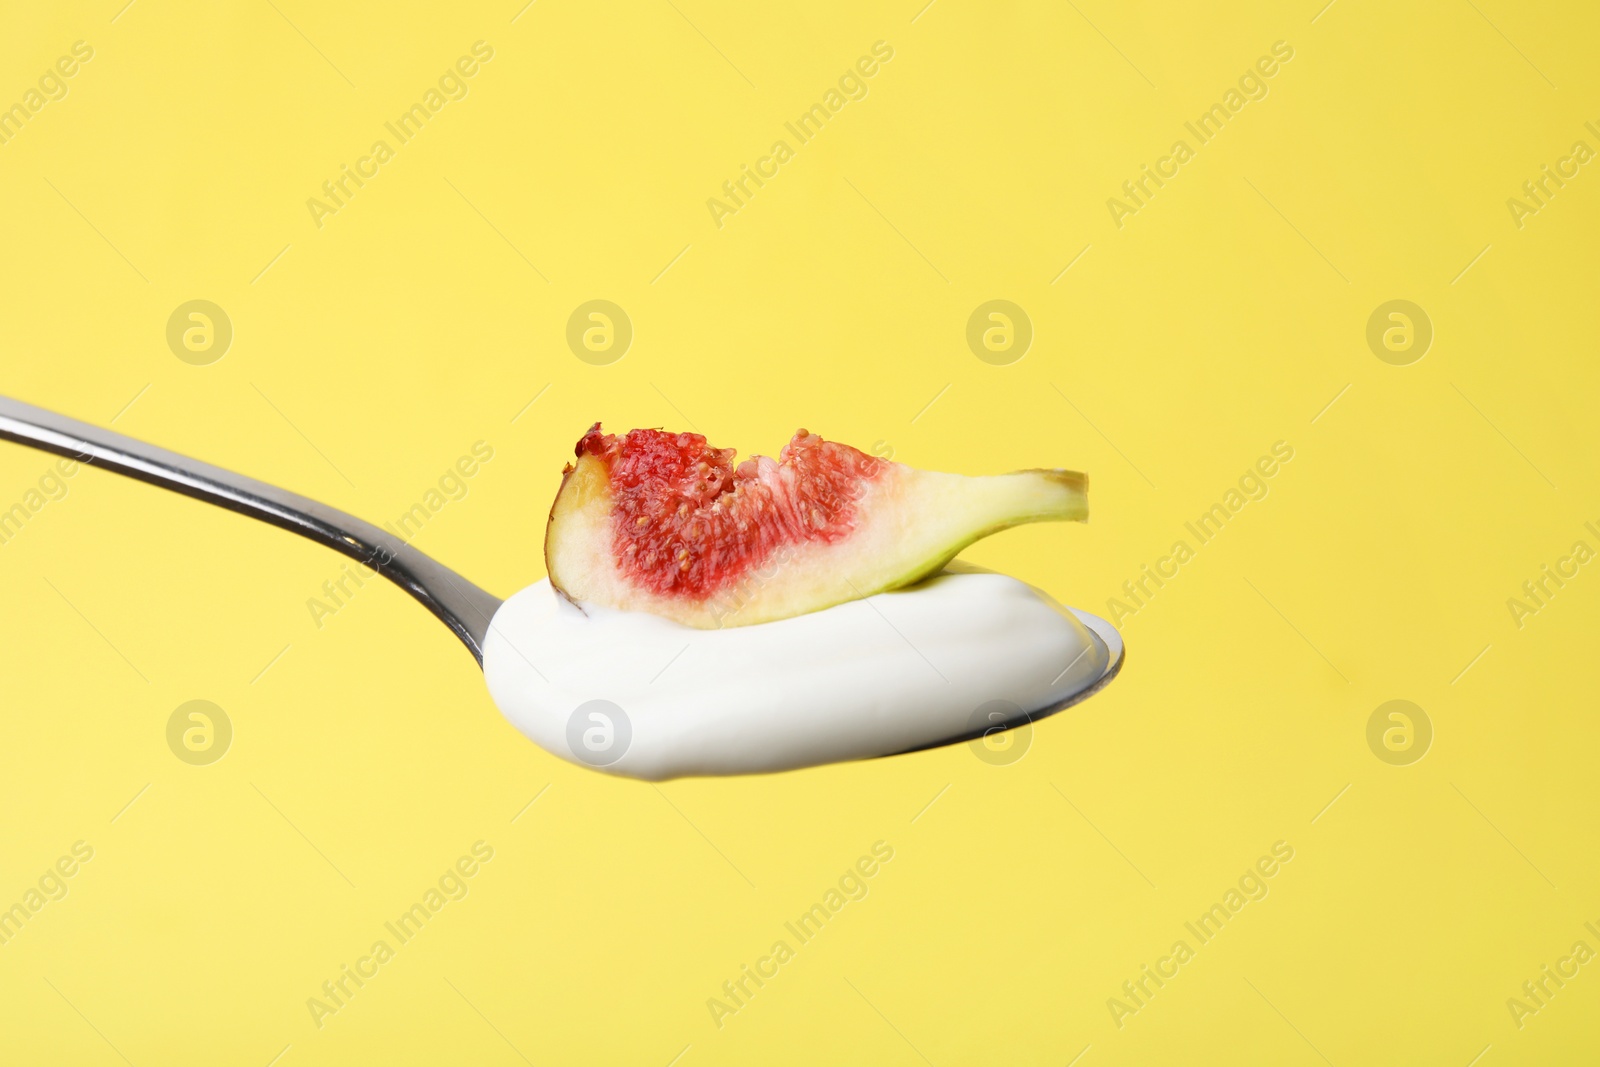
[482, 568, 1123, 780]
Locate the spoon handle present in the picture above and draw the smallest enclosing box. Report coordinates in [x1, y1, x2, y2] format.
[0, 394, 503, 664]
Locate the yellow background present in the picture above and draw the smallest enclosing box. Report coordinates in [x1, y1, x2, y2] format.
[2, 0, 1597, 1063]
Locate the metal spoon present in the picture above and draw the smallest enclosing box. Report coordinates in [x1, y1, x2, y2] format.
[0, 393, 1122, 759]
[0, 393, 501, 661]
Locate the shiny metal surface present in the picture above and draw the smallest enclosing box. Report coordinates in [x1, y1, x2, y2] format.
[0, 394, 503, 664]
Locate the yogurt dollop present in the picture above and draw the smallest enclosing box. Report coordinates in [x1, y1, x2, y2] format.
[483, 568, 1122, 780]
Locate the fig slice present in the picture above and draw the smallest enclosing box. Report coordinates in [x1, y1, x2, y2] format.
[545, 424, 1087, 629]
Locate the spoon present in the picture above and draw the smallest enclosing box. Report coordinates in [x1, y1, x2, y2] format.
[0, 393, 1122, 768]
[0, 393, 502, 661]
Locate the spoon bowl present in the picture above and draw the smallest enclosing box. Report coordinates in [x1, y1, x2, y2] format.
[0, 394, 1121, 771]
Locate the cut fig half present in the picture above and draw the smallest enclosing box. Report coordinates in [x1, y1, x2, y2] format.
[545, 424, 1087, 629]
